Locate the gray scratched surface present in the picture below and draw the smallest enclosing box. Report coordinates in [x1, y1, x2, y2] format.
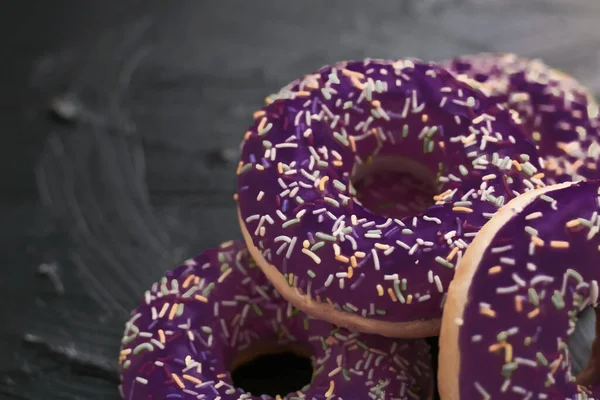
[1, 1, 600, 399]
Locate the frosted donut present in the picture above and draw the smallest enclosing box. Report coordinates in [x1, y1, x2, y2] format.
[442, 53, 600, 183]
[237, 58, 552, 337]
[439, 180, 600, 399]
[119, 240, 434, 400]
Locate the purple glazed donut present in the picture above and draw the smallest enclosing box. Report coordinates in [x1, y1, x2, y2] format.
[439, 180, 600, 400]
[236, 58, 556, 337]
[119, 240, 434, 400]
[442, 53, 600, 184]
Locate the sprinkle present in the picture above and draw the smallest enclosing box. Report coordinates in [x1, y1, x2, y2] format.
[550, 240, 569, 249]
[435, 256, 454, 269]
[325, 380, 335, 397]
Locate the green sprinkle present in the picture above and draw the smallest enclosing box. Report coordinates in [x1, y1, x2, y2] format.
[357, 340, 369, 350]
[202, 282, 215, 297]
[201, 326, 213, 334]
[402, 228, 413, 235]
[317, 160, 329, 168]
[552, 290, 565, 310]
[333, 132, 349, 146]
[307, 269, 316, 279]
[536, 352, 548, 366]
[342, 369, 351, 381]
[220, 263, 230, 272]
[238, 163, 252, 174]
[225, 388, 236, 395]
[328, 72, 340, 84]
[121, 334, 137, 345]
[524, 337, 532, 346]
[133, 343, 154, 355]
[320, 337, 328, 350]
[528, 288, 539, 306]
[371, 109, 381, 119]
[313, 365, 324, 378]
[182, 286, 198, 298]
[427, 126, 438, 137]
[540, 194, 555, 203]
[251, 304, 263, 316]
[295, 196, 304, 204]
[122, 360, 131, 369]
[502, 362, 518, 377]
[393, 280, 406, 303]
[311, 241, 325, 252]
[258, 122, 273, 136]
[401, 278, 407, 291]
[435, 256, 454, 269]
[402, 124, 409, 137]
[343, 101, 353, 109]
[566, 268, 584, 283]
[525, 226, 538, 236]
[375, 80, 384, 93]
[176, 303, 185, 317]
[282, 218, 301, 228]
[333, 180, 347, 191]
[459, 165, 468, 176]
[315, 232, 337, 242]
[375, 309, 387, 316]
[497, 331, 507, 342]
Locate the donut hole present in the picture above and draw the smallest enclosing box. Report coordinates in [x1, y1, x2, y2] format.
[352, 156, 438, 219]
[230, 341, 313, 397]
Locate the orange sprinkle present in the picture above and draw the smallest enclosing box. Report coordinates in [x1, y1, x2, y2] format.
[183, 374, 202, 385]
[257, 117, 267, 133]
[318, 176, 330, 191]
[325, 380, 335, 397]
[182, 274, 195, 289]
[374, 243, 390, 250]
[531, 236, 545, 247]
[406, 294, 413, 304]
[446, 247, 459, 261]
[253, 110, 266, 119]
[233, 193, 238, 201]
[168, 303, 179, 320]
[195, 295, 208, 303]
[244, 131, 252, 140]
[387, 288, 398, 302]
[295, 91, 310, 97]
[421, 114, 429, 123]
[342, 69, 365, 79]
[452, 206, 473, 213]
[515, 296, 523, 313]
[434, 189, 453, 201]
[528, 308, 540, 319]
[350, 76, 365, 90]
[566, 219, 581, 229]
[236, 161, 244, 174]
[171, 373, 185, 389]
[335, 254, 349, 263]
[158, 329, 166, 344]
[489, 343, 503, 352]
[347, 266, 354, 279]
[505, 343, 513, 362]
[480, 307, 496, 318]
[551, 355, 564, 374]
[532, 172, 545, 180]
[216, 373, 228, 379]
[512, 160, 522, 171]
[376, 284, 384, 296]
[350, 256, 358, 268]
[333, 160, 343, 167]
[488, 265, 502, 275]
[550, 240, 569, 249]
[288, 273, 294, 286]
[217, 268, 233, 283]
[371, 100, 381, 108]
[349, 136, 357, 153]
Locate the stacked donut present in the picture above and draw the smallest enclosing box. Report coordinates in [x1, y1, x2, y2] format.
[119, 54, 600, 399]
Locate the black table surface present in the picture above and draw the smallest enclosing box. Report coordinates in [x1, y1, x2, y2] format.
[2, 1, 600, 399]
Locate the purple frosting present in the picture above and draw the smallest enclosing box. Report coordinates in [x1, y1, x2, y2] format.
[237, 58, 565, 324]
[442, 53, 600, 184]
[119, 240, 433, 399]
[457, 180, 600, 399]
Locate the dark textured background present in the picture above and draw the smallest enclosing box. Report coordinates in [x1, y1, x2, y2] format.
[2, 1, 600, 399]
